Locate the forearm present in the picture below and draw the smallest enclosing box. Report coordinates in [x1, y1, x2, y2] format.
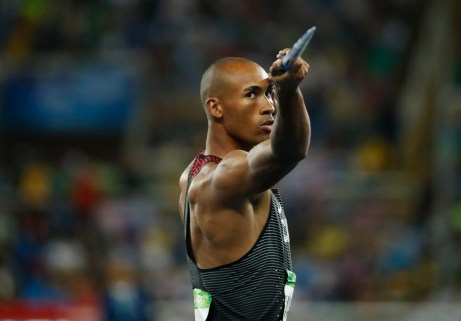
[271, 87, 311, 161]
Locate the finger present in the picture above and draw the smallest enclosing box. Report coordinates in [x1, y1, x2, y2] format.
[276, 48, 290, 59]
[301, 61, 310, 73]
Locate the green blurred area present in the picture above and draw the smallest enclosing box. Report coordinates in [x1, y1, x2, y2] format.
[0, 0, 460, 320]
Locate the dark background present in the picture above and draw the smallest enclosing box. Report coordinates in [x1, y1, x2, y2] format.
[0, 0, 460, 320]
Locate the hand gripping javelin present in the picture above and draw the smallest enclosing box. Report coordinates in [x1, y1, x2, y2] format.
[281, 26, 317, 71]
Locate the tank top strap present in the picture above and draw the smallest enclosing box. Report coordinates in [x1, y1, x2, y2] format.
[188, 150, 222, 183]
[184, 150, 223, 269]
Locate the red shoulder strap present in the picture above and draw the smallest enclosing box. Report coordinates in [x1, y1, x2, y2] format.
[188, 150, 222, 183]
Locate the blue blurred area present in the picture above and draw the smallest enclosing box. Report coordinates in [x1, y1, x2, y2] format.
[0, 0, 460, 320]
[2, 61, 136, 133]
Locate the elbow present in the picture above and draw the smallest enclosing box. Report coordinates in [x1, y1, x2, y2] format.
[299, 147, 309, 160]
[294, 145, 309, 162]
[292, 128, 311, 161]
[272, 131, 311, 163]
[274, 143, 309, 164]
[293, 134, 310, 161]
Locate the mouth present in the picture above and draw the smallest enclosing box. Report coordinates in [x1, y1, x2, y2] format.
[261, 120, 274, 133]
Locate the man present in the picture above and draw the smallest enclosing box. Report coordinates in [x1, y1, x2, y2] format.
[179, 49, 310, 321]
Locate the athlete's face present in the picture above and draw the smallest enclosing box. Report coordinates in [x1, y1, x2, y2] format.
[219, 62, 276, 150]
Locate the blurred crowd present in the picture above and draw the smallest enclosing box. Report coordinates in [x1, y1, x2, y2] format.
[0, 0, 460, 320]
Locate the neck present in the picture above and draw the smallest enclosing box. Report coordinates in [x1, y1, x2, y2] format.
[205, 125, 248, 158]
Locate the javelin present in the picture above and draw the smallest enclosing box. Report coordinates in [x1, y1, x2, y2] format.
[281, 26, 317, 71]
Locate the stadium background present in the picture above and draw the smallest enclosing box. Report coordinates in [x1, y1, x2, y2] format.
[0, 0, 460, 320]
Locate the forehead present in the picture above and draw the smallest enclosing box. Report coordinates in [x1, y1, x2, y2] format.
[224, 61, 270, 89]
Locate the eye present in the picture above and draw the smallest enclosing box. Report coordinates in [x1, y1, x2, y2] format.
[265, 88, 274, 99]
[246, 91, 256, 98]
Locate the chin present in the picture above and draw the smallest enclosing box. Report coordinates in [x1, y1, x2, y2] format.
[254, 135, 270, 146]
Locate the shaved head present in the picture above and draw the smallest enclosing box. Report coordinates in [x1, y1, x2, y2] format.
[200, 57, 258, 108]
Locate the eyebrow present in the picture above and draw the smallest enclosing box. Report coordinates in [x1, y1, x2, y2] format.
[243, 78, 275, 93]
[243, 85, 262, 93]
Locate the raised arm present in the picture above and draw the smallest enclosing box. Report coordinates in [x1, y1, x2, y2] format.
[212, 53, 311, 199]
[269, 49, 311, 160]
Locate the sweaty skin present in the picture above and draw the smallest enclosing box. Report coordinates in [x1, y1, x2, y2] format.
[179, 51, 310, 269]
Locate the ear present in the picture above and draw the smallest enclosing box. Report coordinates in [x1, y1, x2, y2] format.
[205, 98, 223, 118]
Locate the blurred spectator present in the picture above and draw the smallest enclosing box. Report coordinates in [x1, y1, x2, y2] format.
[0, 0, 460, 320]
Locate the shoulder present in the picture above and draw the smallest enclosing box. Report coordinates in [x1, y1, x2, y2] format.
[179, 161, 193, 193]
[182, 150, 252, 205]
[213, 150, 248, 180]
[193, 150, 252, 203]
[178, 159, 195, 221]
[179, 157, 219, 201]
[188, 161, 218, 198]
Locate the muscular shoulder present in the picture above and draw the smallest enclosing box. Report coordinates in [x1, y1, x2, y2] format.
[179, 160, 195, 221]
[181, 150, 256, 209]
[179, 159, 219, 204]
[179, 161, 194, 193]
[212, 150, 249, 189]
[187, 162, 218, 201]
[179, 161, 193, 193]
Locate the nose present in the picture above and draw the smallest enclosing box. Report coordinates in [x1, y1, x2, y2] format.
[261, 96, 276, 115]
